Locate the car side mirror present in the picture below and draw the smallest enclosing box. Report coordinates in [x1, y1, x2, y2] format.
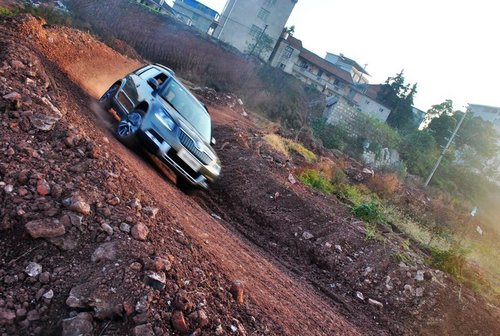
[211, 137, 216, 146]
[147, 77, 160, 91]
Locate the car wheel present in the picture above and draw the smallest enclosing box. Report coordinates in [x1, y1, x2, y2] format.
[99, 84, 119, 111]
[116, 110, 143, 148]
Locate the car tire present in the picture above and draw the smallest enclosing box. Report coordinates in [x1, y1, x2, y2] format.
[115, 110, 143, 148]
[99, 84, 119, 111]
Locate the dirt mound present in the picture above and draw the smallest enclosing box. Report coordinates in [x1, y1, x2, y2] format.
[15, 14, 142, 99]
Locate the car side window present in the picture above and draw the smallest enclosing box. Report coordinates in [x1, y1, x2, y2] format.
[154, 73, 168, 86]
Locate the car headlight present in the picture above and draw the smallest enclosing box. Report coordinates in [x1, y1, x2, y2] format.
[155, 110, 176, 131]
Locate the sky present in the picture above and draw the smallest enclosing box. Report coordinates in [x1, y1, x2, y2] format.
[166, 0, 500, 112]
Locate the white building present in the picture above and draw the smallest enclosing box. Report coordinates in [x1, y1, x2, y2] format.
[467, 104, 500, 175]
[468, 104, 500, 133]
[173, 0, 219, 34]
[214, 0, 298, 60]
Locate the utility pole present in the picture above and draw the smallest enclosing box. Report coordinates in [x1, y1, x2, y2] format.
[250, 24, 268, 57]
[424, 110, 468, 187]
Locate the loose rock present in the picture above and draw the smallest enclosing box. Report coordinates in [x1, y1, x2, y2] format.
[61, 312, 93, 336]
[25, 219, 65, 238]
[171, 310, 189, 334]
[91, 242, 117, 262]
[144, 271, 166, 290]
[230, 280, 245, 304]
[133, 324, 155, 336]
[25, 262, 42, 277]
[131, 223, 149, 241]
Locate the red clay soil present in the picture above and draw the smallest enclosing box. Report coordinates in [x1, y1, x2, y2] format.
[0, 13, 499, 336]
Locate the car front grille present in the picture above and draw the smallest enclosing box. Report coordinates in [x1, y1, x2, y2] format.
[165, 149, 201, 179]
[179, 130, 211, 165]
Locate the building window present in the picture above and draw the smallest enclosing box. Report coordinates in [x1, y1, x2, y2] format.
[257, 8, 270, 22]
[264, 0, 277, 7]
[282, 46, 293, 58]
[249, 25, 263, 38]
[298, 59, 308, 69]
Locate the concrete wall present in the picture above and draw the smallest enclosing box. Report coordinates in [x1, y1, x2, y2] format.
[324, 96, 360, 132]
[214, 0, 297, 60]
[353, 92, 391, 121]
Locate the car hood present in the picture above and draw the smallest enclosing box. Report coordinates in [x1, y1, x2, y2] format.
[156, 98, 218, 161]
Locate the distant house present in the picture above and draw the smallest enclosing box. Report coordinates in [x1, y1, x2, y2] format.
[213, 0, 297, 60]
[352, 84, 391, 121]
[270, 34, 354, 97]
[173, 0, 219, 34]
[325, 52, 369, 85]
[270, 36, 391, 124]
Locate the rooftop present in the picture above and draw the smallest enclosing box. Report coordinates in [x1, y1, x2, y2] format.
[286, 36, 353, 84]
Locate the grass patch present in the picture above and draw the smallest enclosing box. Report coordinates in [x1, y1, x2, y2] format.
[287, 141, 316, 163]
[430, 246, 468, 279]
[264, 134, 316, 163]
[0, 6, 14, 17]
[384, 205, 451, 250]
[264, 134, 289, 159]
[364, 223, 377, 240]
[298, 169, 334, 194]
[391, 251, 411, 264]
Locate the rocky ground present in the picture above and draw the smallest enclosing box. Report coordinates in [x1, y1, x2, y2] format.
[0, 12, 499, 336]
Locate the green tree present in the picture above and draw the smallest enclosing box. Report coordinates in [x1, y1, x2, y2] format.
[399, 130, 439, 176]
[378, 71, 418, 132]
[283, 25, 295, 35]
[247, 32, 274, 59]
[455, 112, 499, 159]
[426, 99, 454, 121]
[427, 113, 457, 147]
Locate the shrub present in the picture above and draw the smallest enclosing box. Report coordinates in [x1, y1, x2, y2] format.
[315, 157, 340, 181]
[353, 200, 385, 224]
[298, 169, 334, 194]
[367, 173, 400, 198]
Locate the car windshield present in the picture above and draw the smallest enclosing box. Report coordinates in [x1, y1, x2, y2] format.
[159, 78, 211, 141]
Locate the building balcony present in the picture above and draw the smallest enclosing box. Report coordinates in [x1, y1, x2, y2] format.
[292, 64, 345, 95]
